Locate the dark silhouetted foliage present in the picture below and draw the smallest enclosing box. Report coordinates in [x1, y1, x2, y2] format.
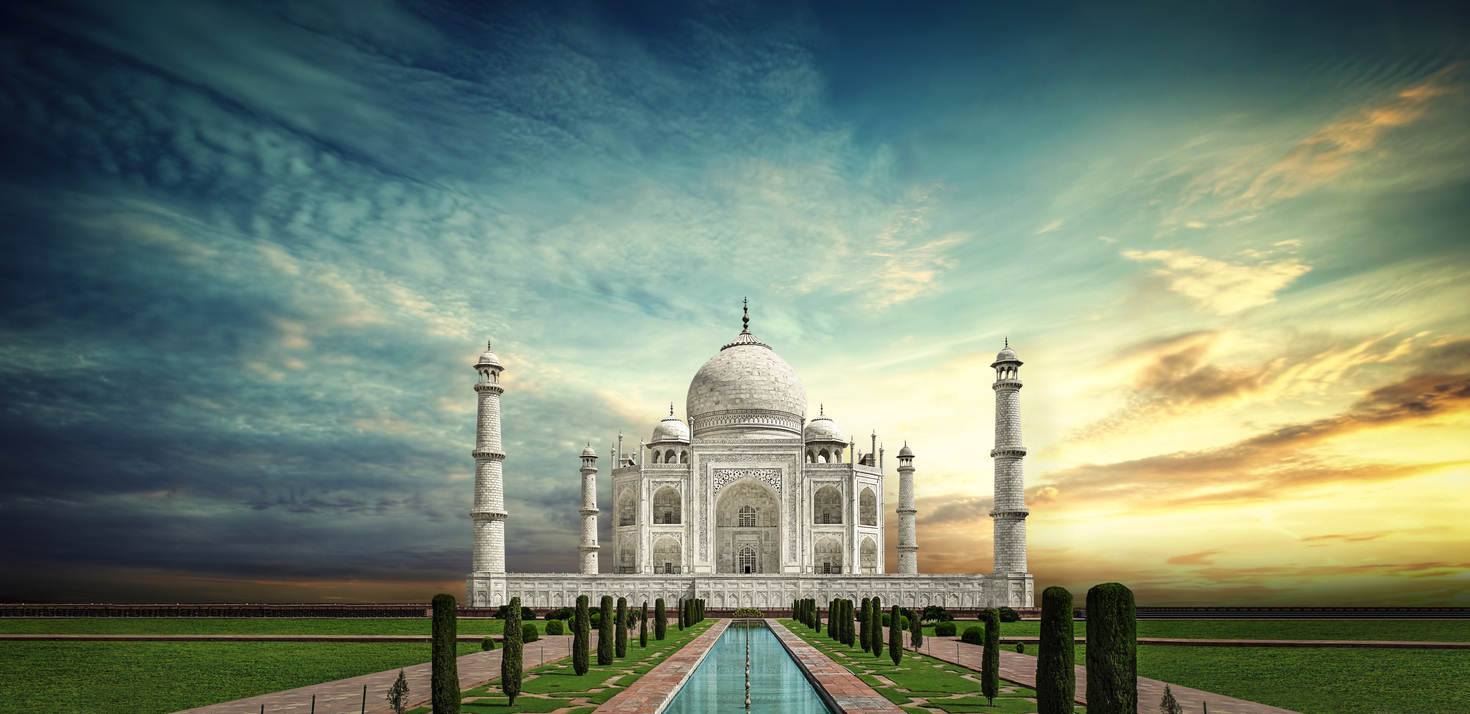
[1086, 582, 1137, 714]
[655, 598, 667, 640]
[431, 593, 460, 714]
[615, 597, 628, 658]
[982, 608, 1000, 706]
[870, 596, 883, 659]
[598, 595, 614, 665]
[573, 595, 590, 675]
[501, 596, 523, 706]
[1037, 586, 1075, 714]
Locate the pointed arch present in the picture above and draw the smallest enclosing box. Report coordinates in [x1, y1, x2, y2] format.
[860, 488, 878, 526]
[812, 485, 842, 524]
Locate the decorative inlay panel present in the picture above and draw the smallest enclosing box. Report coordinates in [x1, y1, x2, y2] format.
[712, 468, 782, 495]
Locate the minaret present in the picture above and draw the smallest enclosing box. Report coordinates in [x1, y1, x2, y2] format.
[471, 341, 508, 575]
[990, 339, 1029, 574]
[895, 442, 918, 574]
[578, 445, 600, 574]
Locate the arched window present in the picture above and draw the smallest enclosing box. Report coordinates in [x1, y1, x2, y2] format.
[651, 450, 661, 464]
[618, 489, 636, 526]
[664, 449, 676, 464]
[861, 537, 878, 573]
[738, 545, 756, 574]
[680, 450, 689, 464]
[860, 488, 877, 526]
[738, 506, 756, 527]
[653, 487, 681, 525]
[806, 450, 814, 463]
[818, 448, 829, 463]
[813, 486, 842, 525]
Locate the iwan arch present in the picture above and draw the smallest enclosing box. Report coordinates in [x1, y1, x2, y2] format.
[466, 306, 1034, 611]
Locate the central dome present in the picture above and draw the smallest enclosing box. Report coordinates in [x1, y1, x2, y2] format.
[686, 329, 807, 438]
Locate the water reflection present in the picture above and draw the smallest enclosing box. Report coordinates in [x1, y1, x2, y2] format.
[663, 622, 832, 714]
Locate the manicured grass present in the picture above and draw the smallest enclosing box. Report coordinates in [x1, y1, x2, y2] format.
[0, 640, 480, 714]
[405, 620, 714, 714]
[780, 619, 1059, 713]
[968, 619, 1470, 642]
[1108, 644, 1470, 714]
[0, 617, 551, 636]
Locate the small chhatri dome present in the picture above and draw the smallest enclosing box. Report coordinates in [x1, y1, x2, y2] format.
[581, 444, 597, 458]
[898, 441, 914, 458]
[476, 340, 503, 369]
[803, 404, 844, 442]
[991, 338, 1021, 367]
[651, 405, 691, 443]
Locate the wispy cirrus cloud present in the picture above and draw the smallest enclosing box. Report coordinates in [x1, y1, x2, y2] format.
[1122, 248, 1311, 314]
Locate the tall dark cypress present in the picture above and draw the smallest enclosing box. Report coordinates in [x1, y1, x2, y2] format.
[815, 601, 822, 633]
[981, 608, 1000, 706]
[846, 599, 855, 646]
[654, 598, 667, 640]
[889, 605, 903, 665]
[677, 598, 685, 630]
[859, 597, 871, 651]
[430, 594, 460, 714]
[1037, 586, 1076, 714]
[501, 596, 523, 706]
[829, 599, 838, 641]
[910, 604, 923, 651]
[640, 601, 649, 648]
[573, 594, 590, 675]
[598, 595, 614, 665]
[615, 597, 628, 658]
[870, 596, 883, 659]
[1086, 583, 1137, 714]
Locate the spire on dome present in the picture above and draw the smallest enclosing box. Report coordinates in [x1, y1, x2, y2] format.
[670, 402, 675, 416]
[742, 297, 749, 332]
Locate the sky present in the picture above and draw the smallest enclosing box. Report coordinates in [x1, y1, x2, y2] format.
[1, 0, 1467, 606]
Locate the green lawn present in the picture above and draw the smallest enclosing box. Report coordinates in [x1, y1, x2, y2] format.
[953, 619, 1470, 642]
[406, 620, 714, 714]
[781, 619, 1079, 714]
[0, 617, 554, 636]
[0, 641, 480, 714]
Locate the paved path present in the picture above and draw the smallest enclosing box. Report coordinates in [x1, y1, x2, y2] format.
[593, 619, 727, 713]
[769, 619, 904, 714]
[172, 634, 584, 714]
[898, 628, 1301, 714]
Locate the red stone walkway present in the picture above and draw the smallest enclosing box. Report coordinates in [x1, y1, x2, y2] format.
[593, 619, 727, 713]
[2, 634, 514, 643]
[171, 634, 583, 714]
[899, 628, 1302, 714]
[768, 619, 904, 714]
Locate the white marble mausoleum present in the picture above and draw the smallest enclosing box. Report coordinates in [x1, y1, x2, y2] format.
[466, 307, 1034, 611]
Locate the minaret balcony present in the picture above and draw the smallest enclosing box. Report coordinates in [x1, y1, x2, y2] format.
[989, 447, 1027, 458]
[988, 508, 1030, 518]
[472, 448, 506, 460]
[470, 509, 508, 521]
[473, 382, 504, 394]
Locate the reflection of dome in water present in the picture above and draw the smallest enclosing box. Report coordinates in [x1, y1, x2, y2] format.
[686, 328, 806, 438]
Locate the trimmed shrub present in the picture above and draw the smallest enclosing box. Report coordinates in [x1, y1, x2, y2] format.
[598, 595, 614, 665]
[910, 606, 923, 651]
[431, 593, 460, 714]
[981, 608, 1000, 707]
[495, 604, 537, 621]
[889, 605, 903, 665]
[1036, 586, 1075, 714]
[1086, 583, 1138, 714]
[1016, 642, 1025, 654]
[815, 602, 822, 632]
[870, 596, 883, 659]
[573, 595, 590, 676]
[481, 635, 497, 651]
[522, 623, 539, 643]
[935, 622, 957, 637]
[732, 607, 764, 617]
[961, 625, 983, 644]
[501, 596, 523, 706]
[545, 619, 564, 636]
[655, 598, 667, 640]
[546, 607, 574, 621]
[859, 598, 871, 652]
[998, 606, 1021, 623]
[677, 598, 685, 631]
[640, 602, 649, 647]
[615, 597, 628, 658]
[881, 612, 890, 627]
[922, 605, 954, 622]
[590, 611, 601, 628]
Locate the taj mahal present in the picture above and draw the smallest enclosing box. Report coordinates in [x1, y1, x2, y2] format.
[466, 304, 1034, 612]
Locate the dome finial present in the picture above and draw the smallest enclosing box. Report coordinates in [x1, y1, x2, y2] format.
[1005, 337, 1008, 348]
[820, 403, 824, 416]
[742, 297, 749, 332]
[670, 402, 675, 416]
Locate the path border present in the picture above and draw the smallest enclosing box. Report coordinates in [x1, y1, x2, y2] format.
[592, 619, 727, 714]
[767, 619, 903, 714]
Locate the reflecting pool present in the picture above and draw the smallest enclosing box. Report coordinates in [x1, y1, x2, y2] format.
[663, 622, 833, 714]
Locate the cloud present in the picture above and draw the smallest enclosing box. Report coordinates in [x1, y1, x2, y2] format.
[1123, 248, 1311, 314]
[1035, 219, 1064, 234]
[1165, 549, 1224, 566]
[1234, 62, 1467, 210]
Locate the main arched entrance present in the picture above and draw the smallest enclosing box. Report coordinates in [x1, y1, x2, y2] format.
[715, 480, 780, 574]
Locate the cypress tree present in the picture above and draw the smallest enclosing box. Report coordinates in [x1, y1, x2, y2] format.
[1036, 586, 1075, 714]
[615, 597, 628, 658]
[910, 604, 923, 651]
[573, 595, 590, 675]
[889, 605, 903, 665]
[430, 594, 460, 714]
[677, 598, 685, 630]
[1086, 583, 1137, 714]
[847, 599, 856, 646]
[640, 601, 649, 648]
[815, 601, 822, 632]
[700, 599, 705, 621]
[870, 596, 883, 659]
[829, 599, 837, 641]
[655, 598, 667, 640]
[598, 595, 614, 665]
[501, 596, 523, 706]
[981, 608, 1000, 706]
[859, 597, 871, 651]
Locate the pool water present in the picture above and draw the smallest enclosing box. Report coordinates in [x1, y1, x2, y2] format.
[663, 622, 833, 714]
